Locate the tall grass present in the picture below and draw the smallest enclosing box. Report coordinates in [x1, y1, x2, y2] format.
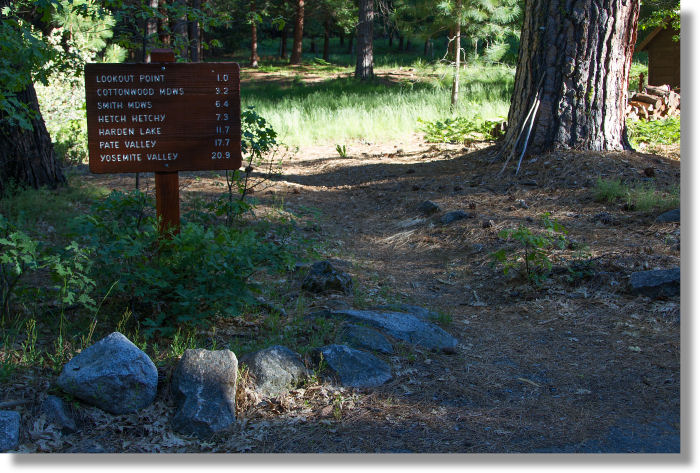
[241, 63, 515, 147]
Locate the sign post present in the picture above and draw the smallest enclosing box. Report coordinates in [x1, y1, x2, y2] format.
[151, 49, 179, 233]
[84, 49, 242, 234]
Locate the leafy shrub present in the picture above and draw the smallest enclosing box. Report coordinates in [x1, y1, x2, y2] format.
[77, 190, 297, 338]
[419, 116, 506, 143]
[0, 215, 40, 320]
[490, 213, 568, 286]
[627, 117, 680, 147]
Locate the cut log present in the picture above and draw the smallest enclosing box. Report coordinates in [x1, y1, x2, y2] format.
[645, 84, 671, 97]
[633, 93, 662, 108]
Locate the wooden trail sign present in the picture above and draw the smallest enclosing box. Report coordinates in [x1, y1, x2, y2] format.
[85, 50, 242, 232]
[85, 62, 241, 173]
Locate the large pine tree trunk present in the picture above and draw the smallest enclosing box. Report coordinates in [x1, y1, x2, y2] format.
[0, 84, 66, 196]
[290, 0, 305, 64]
[501, 0, 639, 160]
[355, 0, 374, 80]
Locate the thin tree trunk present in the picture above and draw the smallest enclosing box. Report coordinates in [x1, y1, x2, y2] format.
[398, 34, 404, 50]
[189, 0, 201, 62]
[500, 0, 639, 159]
[250, 6, 259, 68]
[389, 32, 393, 48]
[173, 0, 188, 59]
[347, 30, 354, 54]
[290, 0, 304, 64]
[339, 30, 345, 46]
[310, 36, 316, 53]
[355, 0, 374, 79]
[159, 0, 170, 46]
[280, 25, 288, 59]
[323, 18, 330, 61]
[0, 84, 66, 196]
[450, 0, 462, 112]
[405, 38, 411, 51]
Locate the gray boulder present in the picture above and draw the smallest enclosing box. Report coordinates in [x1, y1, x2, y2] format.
[629, 267, 680, 298]
[332, 309, 458, 353]
[41, 395, 77, 433]
[315, 345, 392, 388]
[171, 348, 238, 438]
[0, 411, 20, 452]
[656, 208, 680, 223]
[57, 332, 158, 414]
[440, 210, 474, 225]
[337, 324, 394, 354]
[241, 345, 309, 397]
[302, 261, 353, 295]
[418, 200, 441, 215]
[376, 304, 442, 322]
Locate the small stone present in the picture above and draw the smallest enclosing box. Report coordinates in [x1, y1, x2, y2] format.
[41, 395, 77, 433]
[592, 212, 615, 225]
[629, 267, 680, 299]
[643, 167, 656, 177]
[171, 349, 238, 438]
[440, 210, 474, 225]
[517, 200, 529, 209]
[482, 220, 494, 228]
[337, 324, 394, 354]
[301, 261, 353, 295]
[240, 345, 309, 397]
[57, 332, 158, 415]
[0, 411, 20, 452]
[417, 200, 441, 215]
[656, 208, 680, 223]
[314, 345, 392, 388]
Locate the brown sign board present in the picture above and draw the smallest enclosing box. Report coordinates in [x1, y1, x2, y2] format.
[85, 62, 242, 173]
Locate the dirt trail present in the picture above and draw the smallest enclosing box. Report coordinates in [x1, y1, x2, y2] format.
[24, 137, 680, 453]
[203, 138, 679, 452]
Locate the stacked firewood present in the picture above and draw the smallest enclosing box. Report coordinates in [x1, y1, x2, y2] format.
[627, 84, 681, 121]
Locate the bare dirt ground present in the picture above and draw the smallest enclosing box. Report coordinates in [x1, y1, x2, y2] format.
[9, 132, 680, 453]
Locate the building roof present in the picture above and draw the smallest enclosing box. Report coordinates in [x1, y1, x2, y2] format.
[638, 20, 679, 51]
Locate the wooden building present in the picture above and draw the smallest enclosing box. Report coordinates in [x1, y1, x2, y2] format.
[638, 24, 681, 90]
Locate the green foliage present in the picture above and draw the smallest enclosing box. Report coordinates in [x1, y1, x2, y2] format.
[594, 178, 679, 212]
[335, 144, 348, 158]
[76, 189, 296, 338]
[627, 117, 681, 147]
[593, 178, 628, 203]
[490, 213, 568, 287]
[0, 215, 40, 320]
[419, 116, 505, 143]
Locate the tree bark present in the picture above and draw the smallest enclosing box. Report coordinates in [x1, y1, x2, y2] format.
[280, 25, 288, 59]
[323, 18, 330, 61]
[173, 0, 189, 59]
[188, 0, 201, 62]
[355, 0, 374, 79]
[250, 5, 259, 68]
[0, 84, 66, 196]
[450, 0, 462, 112]
[500, 0, 639, 159]
[290, 0, 305, 64]
[347, 30, 354, 54]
